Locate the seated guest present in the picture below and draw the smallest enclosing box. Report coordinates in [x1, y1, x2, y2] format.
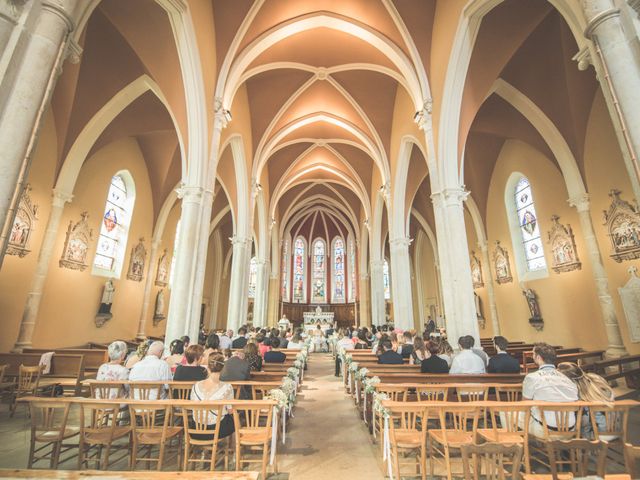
[219, 350, 250, 382]
[173, 345, 207, 382]
[337, 331, 355, 351]
[259, 336, 271, 357]
[377, 339, 404, 364]
[420, 340, 449, 373]
[437, 340, 454, 367]
[232, 327, 248, 349]
[165, 339, 185, 373]
[409, 337, 427, 365]
[522, 343, 578, 438]
[558, 362, 614, 439]
[278, 330, 289, 348]
[243, 342, 262, 372]
[96, 340, 129, 398]
[264, 337, 287, 363]
[124, 340, 150, 369]
[190, 352, 235, 440]
[353, 331, 369, 350]
[180, 335, 190, 349]
[468, 335, 490, 366]
[449, 336, 486, 374]
[399, 331, 414, 359]
[286, 334, 303, 350]
[219, 329, 233, 350]
[201, 333, 221, 366]
[487, 336, 520, 374]
[129, 341, 172, 399]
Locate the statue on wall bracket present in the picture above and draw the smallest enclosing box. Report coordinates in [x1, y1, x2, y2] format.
[470, 251, 484, 289]
[7, 183, 38, 258]
[523, 287, 543, 331]
[603, 189, 640, 262]
[126, 238, 147, 282]
[95, 279, 115, 328]
[492, 241, 513, 284]
[59, 211, 93, 271]
[474, 292, 485, 329]
[155, 248, 169, 287]
[547, 215, 581, 273]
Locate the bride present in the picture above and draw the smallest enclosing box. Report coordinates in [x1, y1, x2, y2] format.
[311, 323, 328, 353]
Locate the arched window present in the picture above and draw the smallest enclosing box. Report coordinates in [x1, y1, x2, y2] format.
[506, 174, 548, 279]
[292, 236, 306, 303]
[93, 172, 135, 277]
[248, 256, 257, 298]
[332, 237, 345, 303]
[311, 238, 326, 303]
[383, 258, 391, 300]
[169, 219, 181, 288]
[348, 236, 356, 302]
[281, 237, 290, 302]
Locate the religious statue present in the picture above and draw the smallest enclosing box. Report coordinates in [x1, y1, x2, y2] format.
[153, 289, 166, 325]
[470, 251, 484, 289]
[315, 305, 322, 315]
[155, 249, 169, 286]
[474, 292, 485, 329]
[523, 287, 543, 330]
[95, 279, 115, 327]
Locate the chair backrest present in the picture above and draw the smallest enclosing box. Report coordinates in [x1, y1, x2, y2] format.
[129, 403, 170, 440]
[130, 382, 164, 400]
[588, 404, 629, 442]
[387, 404, 430, 441]
[495, 385, 522, 402]
[17, 364, 42, 393]
[0, 364, 7, 384]
[233, 403, 274, 433]
[624, 442, 640, 479]
[29, 400, 72, 440]
[251, 385, 271, 400]
[376, 385, 409, 402]
[460, 442, 523, 480]
[89, 381, 126, 400]
[546, 439, 607, 477]
[415, 385, 449, 402]
[181, 404, 226, 446]
[487, 404, 530, 436]
[456, 384, 489, 402]
[438, 404, 480, 437]
[79, 401, 122, 441]
[538, 404, 582, 440]
[169, 384, 192, 400]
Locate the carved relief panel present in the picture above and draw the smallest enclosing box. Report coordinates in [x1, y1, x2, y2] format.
[492, 241, 513, 284]
[603, 189, 640, 262]
[7, 184, 38, 258]
[126, 238, 146, 282]
[547, 215, 581, 273]
[59, 211, 93, 271]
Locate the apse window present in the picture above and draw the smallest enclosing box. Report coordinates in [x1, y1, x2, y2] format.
[332, 237, 345, 303]
[248, 256, 257, 299]
[311, 239, 326, 303]
[507, 174, 548, 280]
[281, 237, 290, 302]
[348, 236, 356, 303]
[92, 172, 135, 277]
[383, 258, 391, 300]
[292, 236, 306, 303]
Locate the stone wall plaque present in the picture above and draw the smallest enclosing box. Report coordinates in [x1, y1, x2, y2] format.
[603, 189, 640, 262]
[492, 241, 513, 284]
[547, 215, 581, 273]
[470, 251, 484, 289]
[126, 238, 146, 282]
[59, 211, 93, 271]
[7, 183, 38, 257]
[155, 248, 169, 287]
[618, 266, 640, 343]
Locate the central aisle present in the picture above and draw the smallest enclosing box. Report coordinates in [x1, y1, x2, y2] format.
[275, 354, 385, 480]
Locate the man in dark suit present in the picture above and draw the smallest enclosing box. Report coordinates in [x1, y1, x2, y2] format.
[264, 337, 287, 363]
[232, 327, 248, 349]
[487, 336, 520, 374]
[377, 339, 404, 364]
[220, 352, 250, 381]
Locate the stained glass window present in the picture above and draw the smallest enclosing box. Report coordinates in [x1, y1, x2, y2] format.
[281, 238, 290, 302]
[248, 256, 257, 298]
[311, 239, 326, 302]
[383, 259, 391, 300]
[514, 177, 547, 271]
[332, 237, 345, 303]
[93, 174, 134, 276]
[169, 219, 181, 288]
[292, 237, 306, 302]
[348, 237, 356, 302]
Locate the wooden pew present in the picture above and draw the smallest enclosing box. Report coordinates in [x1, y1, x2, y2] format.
[0, 353, 85, 395]
[594, 354, 640, 390]
[23, 348, 107, 373]
[364, 371, 525, 384]
[522, 350, 605, 373]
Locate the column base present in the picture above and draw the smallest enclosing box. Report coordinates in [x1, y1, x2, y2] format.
[11, 342, 31, 353]
[135, 333, 147, 341]
[605, 345, 629, 358]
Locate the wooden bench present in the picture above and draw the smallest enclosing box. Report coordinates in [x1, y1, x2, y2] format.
[594, 354, 640, 390]
[23, 348, 107, 373]
[0, 353, 85, 395]
[522, 350, 605, 373]
[364, 371, 525, 385]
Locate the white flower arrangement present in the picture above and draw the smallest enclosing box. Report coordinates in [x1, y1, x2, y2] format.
[287, 367, 300, 380]
[266, 388, 288, 409]
[293, 359, 303, 369]
[372, 392, 390, 419]
[281, 376, 296, 395]
[363, 376, 380, 394]
[355, 367, 369, 381]
[348, 361, 359, 373]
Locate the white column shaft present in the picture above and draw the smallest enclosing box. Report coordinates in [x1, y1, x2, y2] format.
[253, 260, 269, 328]
[389, 238, 414, 331]
[370, 261, 385, 326]
[227, 237, 251, 332]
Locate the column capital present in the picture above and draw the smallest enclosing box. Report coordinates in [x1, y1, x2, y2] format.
[176, 184, 203, 202]
[65, 38, 83, 64]
[370, 259, 385, 269]
[42, 0, 77, 32]
[478, 239, 489, 252]
[582, 0, 620, 37]
[229, 235, 251, 246]
[568, 193, 591, 212]
[213, 97, 231, 130]
[51, 188, 73, 207]
[390, 236, 413, 248]
[431, 187, 469, 207]
[414, 99, 433, 131]
[572, 46, 593, 71]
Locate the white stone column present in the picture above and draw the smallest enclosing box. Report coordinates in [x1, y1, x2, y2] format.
[226, 235, 252, 332]
[165, 185, 203, 344]
[136, 239, 161, 340]
[370, 259, 385, 326]
[389, 236, 415, 331]
[359, 273, 370, 327]
[267, 274, 280, 327]
[582, 0, 640, 200]
[0, 0, 78, 256]
[479, 240, 500, 336]
[13, 188, 72, 351]
[252, 259, 269, 328]
[569, 194, 628, 356]
[431, 187, 480, 347]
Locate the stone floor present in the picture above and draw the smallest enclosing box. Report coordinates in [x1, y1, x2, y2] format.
[0, 354, 638, 479]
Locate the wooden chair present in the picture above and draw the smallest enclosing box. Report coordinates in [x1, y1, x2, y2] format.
[181, 405, 231, 471]
[387, 403, 430, 480]
[89, 381, 126, 400]
[624, 442, 640, 479]
[10, 365, 42, 417]
[28, 400, 79, 469]
[129, 403, 182, 470]
[460, 442, 523, 480]
[429, 404, 480, 480]
[495, 385, 522, 402]
[168, 383, 193, 424]
[78, 401, 131, 470]
[456, 385, 489, 425]
[129, 382, 164, 400]
[530, 404, 583, 471]
[478, 403, 531, 473]
[588, 403, 629, 444]
[374, 385, 410, 444]
[233, 403, 276, 480]
[545, 439, 607, 478]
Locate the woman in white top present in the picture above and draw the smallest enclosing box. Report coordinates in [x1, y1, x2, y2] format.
[190, 352, 235, 439]
[96, 341, 129, 399]
[286, 334, 303, 350]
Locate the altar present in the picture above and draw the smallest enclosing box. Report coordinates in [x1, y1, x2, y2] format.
[303, 306, 334, 327]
